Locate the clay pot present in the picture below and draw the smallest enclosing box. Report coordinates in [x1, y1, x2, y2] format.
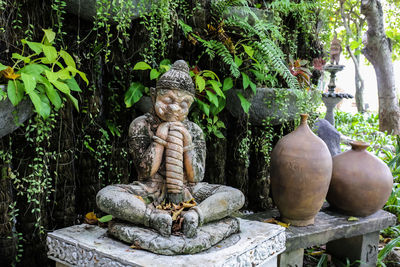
[270, 114, 332, 226]
[327, 141, 393, 217]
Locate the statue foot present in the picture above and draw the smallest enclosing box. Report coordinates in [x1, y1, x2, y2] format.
[183, 210, 199, 238]
[150, 211, 172, 237]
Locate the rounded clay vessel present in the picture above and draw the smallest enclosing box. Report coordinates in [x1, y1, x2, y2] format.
[326, 141, 393, 217]
[270, 114, 332, 226]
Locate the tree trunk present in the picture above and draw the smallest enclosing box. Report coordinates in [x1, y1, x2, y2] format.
[353, 53, 365, 113]
[361, 0, 400, 134]
[340, 1, 365, 113]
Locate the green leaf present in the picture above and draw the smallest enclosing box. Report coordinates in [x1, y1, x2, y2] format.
[213, 129, 225, 139]
[0, 63, 8, 71]
[45, 70, 58, 82]
[347, 216, 359, 221]
[242, 44, 254, 58]
[65, 78, 82, 92]
[237, 91, 251, 113]
[159, 59, 171, 66]
[124, 82, 144, 108]
[28, 90, 48, 118]
[98, 215, 113, 223]
[0, 89, 6, 101]
[160, 64, 170, 73]
[43, 29, 56, 43]
[222, 77, 233, 91]
[350, 40, 361, 50]
[20, 64, 47, 76]
[242, 72, 250, 89]
[43, 45, 58, 63]
[12, 53, 30, 63]
[67, 93, 79, 111]
[150, 69, 160, 80]
[59, 50, 76, 69]
[52, 80, 70, 94]
[38, 90, 51, 118]
[234, 55, 243, 68]
[196, 99, 210, 117]
[44, 84, 61, 109]
[37, 76, 61, 109]
[216, 120, 226, 129]
[208, 80, 225, 98]
[195, 75, 206, 92]
[26, 41, 43, 54]
[250, 81, 257, 94]
[133, 61, 151, 70]
[56, 69, 71, 80]
[21, 73, 37, 94]
[206, 90, 218, 107]
[378, 236, 400, 263]
[7, 80, 25, 106]
[65, 66, 89, 85]
[210, 97, 225, 115]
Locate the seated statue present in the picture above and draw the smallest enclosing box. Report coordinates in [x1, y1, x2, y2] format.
[330, 34, 342, 65]
[96, 60, 245, 238]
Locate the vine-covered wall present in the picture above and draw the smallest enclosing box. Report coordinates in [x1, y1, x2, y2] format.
[0, 0, 324, 266]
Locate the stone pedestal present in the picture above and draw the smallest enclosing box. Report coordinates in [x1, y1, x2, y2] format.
[47, 218, 286, 267]
[326, 231, 380, 267]
[322, 96, 342, 126]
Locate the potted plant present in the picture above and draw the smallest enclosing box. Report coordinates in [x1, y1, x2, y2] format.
[0, 29, 87, 137]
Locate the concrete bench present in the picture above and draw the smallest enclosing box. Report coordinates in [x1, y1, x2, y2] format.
[244, 206, 396, 267]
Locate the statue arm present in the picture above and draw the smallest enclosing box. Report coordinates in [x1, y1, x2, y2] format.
[183, 123, 206, 183]
[129, 117, 168, 179]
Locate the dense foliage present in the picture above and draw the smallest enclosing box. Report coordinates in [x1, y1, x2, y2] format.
[2, 0, 399, 266]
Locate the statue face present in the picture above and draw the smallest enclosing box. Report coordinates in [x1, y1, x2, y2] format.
[155, 89, 194, 122]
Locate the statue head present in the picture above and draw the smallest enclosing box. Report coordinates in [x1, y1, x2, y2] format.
[153, 60, 195, 122]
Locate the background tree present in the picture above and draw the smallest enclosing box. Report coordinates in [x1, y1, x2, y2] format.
[321, 0, 400, 133]
[339, 0, 366, 113]
[320, 0, 366, 113]
[361, 0, 400, 134]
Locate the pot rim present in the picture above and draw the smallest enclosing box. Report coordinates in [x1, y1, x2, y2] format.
[350, 140, 370, 151]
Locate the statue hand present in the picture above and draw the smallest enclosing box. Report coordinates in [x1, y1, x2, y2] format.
[156, 122, 170, 140]
[169, 122, 192, 147]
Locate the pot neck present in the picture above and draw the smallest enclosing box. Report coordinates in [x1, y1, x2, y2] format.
[350, 141, 369, 151]
[300, 114, 309, 125]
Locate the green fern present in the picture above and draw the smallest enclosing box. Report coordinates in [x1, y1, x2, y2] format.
[225, 11, 299, 89]
[211, 0, 249, 18]
[198, 38, 240, 78]
[255, 39, 299, 89]
[267, 0, 317, 15]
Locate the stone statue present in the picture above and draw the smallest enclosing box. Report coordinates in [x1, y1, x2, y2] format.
[330, 33, 342, 65]
[96, 60, 244, 239]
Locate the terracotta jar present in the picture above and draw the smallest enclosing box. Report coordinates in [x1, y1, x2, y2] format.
[270, 114, 332, 226]
[327, 141, 393, 217]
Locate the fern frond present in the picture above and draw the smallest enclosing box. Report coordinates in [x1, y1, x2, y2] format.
[178, 19, 193, 36]
[201, 39, 240, 78]
[255, 39, 299, 90]
[267, 0, 317, 16]
[211, 0, 249, 18]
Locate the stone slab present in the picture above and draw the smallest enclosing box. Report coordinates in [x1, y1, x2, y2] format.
[108, 217, 240, 255]
[244, 205, 396, 251]
[47, 218, 286, 267]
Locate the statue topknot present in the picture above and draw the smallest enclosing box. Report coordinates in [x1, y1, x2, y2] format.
[156, 60, 195, 95]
